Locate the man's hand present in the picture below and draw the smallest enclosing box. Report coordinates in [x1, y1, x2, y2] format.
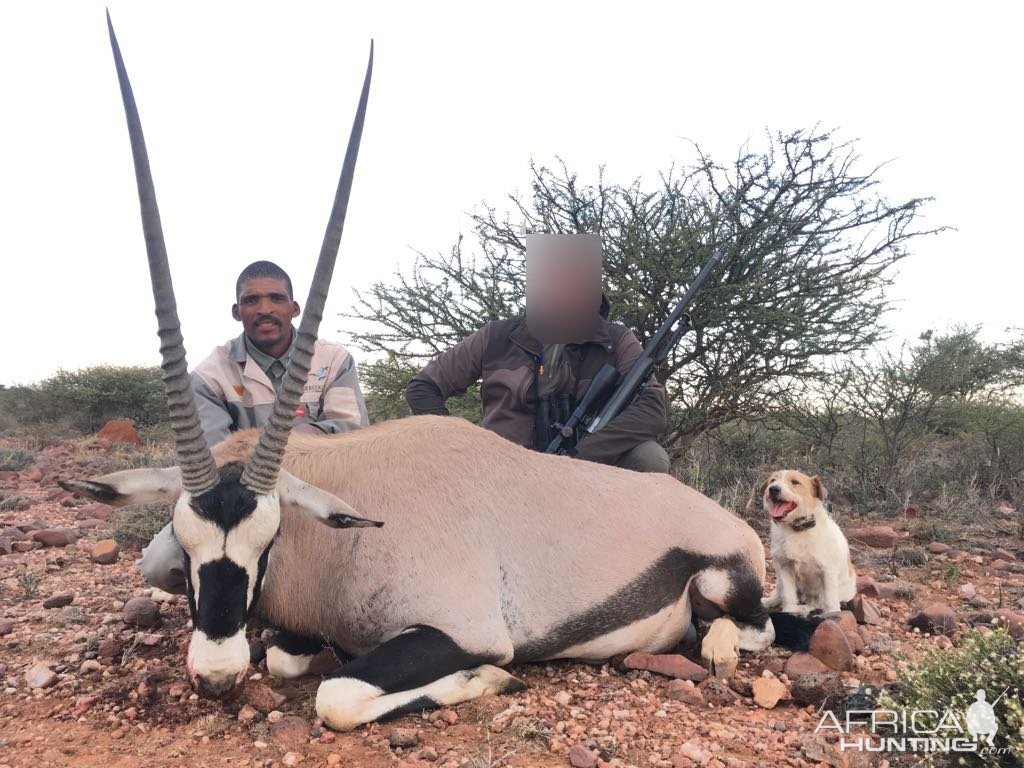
[293, 423, 323, 436]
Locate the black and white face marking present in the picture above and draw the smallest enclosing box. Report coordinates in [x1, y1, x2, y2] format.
[174, 463, 280, 698]
[58, 459, 383, 700]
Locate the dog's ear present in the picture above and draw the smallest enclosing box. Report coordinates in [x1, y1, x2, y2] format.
[811, 475, 828, 501]
[757, 479, 770, 498]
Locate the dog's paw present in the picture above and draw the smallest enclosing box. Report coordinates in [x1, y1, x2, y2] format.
[701, 617, 739, 679]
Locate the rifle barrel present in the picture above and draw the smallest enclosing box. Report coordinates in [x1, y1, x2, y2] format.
[584, 248, 723, 435]
[638, 249, 723, 358]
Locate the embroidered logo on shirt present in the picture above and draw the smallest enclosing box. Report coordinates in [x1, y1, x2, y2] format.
[233, 385, 246, 396]
[304, 366, 329, 393]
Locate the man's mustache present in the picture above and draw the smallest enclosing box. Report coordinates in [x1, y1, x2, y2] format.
[254, 316, 281, 327]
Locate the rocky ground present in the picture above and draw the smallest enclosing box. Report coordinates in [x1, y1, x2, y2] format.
[2, 433, 1023, 768]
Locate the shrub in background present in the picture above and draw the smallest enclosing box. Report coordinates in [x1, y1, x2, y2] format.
[879, 628, 1023, 767]
[109, 502, 172, 551]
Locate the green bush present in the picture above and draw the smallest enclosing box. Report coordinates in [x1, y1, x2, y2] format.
[18, 570, 41, 599]
[910, 519, 956, 544]
[880, 628, 1023, 766]
[106, 444, 175, 471]
[0, 494, 31, 512]
[0, 366, 168, 435]
[0, 386, 39, 433]
[137, 421, 175, 446]
[360, 354, 482, 425]
[0, 446, 36, 471]
[39, 366, 168, 432]
[109, 502, 172, 551]
[677, 391, 1024, 521]
[4, 418, 79, 448]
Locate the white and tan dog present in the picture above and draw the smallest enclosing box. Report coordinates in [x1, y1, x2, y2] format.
[760, 470, 856, 616]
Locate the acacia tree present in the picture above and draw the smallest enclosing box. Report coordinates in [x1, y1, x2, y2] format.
[769, 327, 1024, 498]
[913, 326, 1024, 402]
[346, 128, 944, 448]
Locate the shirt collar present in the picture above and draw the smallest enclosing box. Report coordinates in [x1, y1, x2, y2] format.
[243, 327, 295, 375]
[509, 316, 614, 357]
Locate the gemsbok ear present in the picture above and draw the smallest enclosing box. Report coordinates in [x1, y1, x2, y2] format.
[59, 467, 183, 507]
[277, 470, 383, 530]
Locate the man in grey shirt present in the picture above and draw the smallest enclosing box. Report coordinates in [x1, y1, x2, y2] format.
[138, 260, 369, 593]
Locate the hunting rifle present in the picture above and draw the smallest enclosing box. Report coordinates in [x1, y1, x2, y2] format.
[545, 248, 724, 455]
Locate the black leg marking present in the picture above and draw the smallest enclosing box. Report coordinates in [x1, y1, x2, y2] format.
[183, 551, 197, 620]
[326, 625, 497, 695]
[328, 643, 353, 663]
[270, 629, 328, 657]
[721, 560, 772, 628]
[514, 548, 750, 662]
[318, 633, 527, 730]
[375, 694, 437, 722]
[369, 671, 528, 722]
[769, 612, 824, 650]
[249, 544, 272, 615]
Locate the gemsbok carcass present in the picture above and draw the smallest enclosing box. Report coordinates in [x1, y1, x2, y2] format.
[63, 14, 793, 732]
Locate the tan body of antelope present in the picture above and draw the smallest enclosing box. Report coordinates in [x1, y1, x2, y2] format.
[64, 13, 787, 732]
[68, 416, 778, 730]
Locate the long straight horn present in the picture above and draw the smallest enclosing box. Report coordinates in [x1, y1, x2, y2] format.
[241, 42, 374, 494]
[107, 11, 219, 496]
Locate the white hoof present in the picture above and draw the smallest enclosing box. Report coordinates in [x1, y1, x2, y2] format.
[316, 676, 381, 732]
[266, 645, 315, 679]
[701, 617, 740, 679]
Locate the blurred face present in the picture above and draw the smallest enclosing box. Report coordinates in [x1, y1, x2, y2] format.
[525, 234, 603, 343]
[232, 277, 300, 357]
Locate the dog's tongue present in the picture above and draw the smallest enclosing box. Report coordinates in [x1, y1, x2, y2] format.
[770, 501, 797, 520]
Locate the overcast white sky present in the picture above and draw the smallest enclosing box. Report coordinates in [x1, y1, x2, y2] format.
[2, 1, 1021, 385]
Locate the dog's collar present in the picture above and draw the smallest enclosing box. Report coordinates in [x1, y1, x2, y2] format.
[790, 515, 817, 531]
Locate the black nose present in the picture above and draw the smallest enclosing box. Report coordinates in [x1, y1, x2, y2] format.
[195, 675, 239, 700]
[768, 485, 782, 500]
